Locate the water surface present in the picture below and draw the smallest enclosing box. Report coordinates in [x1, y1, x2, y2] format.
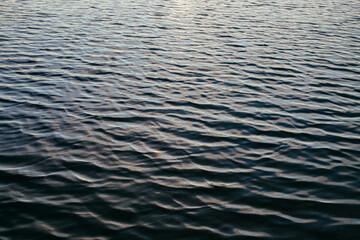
[0, 0, 360, 239]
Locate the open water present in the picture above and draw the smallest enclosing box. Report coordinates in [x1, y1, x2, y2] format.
[0, 0, 360, 239]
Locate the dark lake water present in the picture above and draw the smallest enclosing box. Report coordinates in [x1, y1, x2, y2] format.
[1, 0, 360, 239]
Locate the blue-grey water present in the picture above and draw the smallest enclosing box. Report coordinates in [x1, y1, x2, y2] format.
[1, 0, 360, 239]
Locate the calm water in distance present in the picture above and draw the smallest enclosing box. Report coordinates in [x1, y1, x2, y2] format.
[0, 0, 360, 239]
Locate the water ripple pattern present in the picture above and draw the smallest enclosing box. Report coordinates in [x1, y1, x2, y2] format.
[1, 0, 359, 239]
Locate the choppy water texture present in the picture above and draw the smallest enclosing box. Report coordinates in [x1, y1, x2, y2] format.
[1, 0, 360, 239]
